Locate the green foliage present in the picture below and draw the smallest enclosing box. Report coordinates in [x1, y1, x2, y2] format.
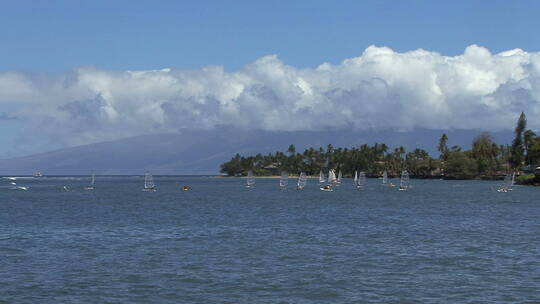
[470, 132, 500, 175]
[220, 142, 418, 177]
[438, 133, 449, 160]
[221, 114, 539, 180]
[443, 151, 478, 179]
[524, 129, 537, 166]
[510, 112, 527, 168]
[516, 174, 537, 185]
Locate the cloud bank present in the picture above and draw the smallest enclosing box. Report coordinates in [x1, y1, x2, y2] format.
[1, 45, 540, 153]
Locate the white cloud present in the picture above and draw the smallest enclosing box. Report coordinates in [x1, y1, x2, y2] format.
[1, 45, 539, 154]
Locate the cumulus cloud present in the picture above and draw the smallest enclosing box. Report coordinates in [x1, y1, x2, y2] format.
[1, 45, 539, 152]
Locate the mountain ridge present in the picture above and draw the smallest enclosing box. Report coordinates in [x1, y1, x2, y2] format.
[0, 129, 513, 175]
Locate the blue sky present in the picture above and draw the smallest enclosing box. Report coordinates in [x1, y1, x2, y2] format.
[0, 0, 537, 73]
[0, 1, 539, 158]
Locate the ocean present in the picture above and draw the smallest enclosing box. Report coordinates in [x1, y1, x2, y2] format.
[1, 176, 539, 303]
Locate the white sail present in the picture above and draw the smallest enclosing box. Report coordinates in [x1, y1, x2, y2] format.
[85, 173, 96, 190]
[297, 172, 307, 189]
[143, 171, 156, 191]
[280, 171, 288, 188]
[337, 170, 343, 184]
[382, 171, 388, 185]
[246, 170, 255, 188]
[498, 172, 515, 192]
[328, 169, 337, 184]
[357, 171, 366, 189]
[399, 170, 410, 190]
[510, 172, 515, 189]
[353, 170, 358, 185]
[319, 170, 326, 183]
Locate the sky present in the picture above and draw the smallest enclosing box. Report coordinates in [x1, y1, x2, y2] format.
[0, 0, 539, 158]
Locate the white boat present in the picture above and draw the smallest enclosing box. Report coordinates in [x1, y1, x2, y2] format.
[399, 170, 410, 191]
[497, 172, 515, 192]
[84, 174, 95, 190]
[33, 171, 44, 178]
[319, 170, 326, 184]
[279, 171, 288, 189]
[509, 172, 515, 190]
[336, 170, 343, 185]
[353, 170, 358, 186]
[328, 169, 337, 185]
[320, 169, 336, 191]
[357, 171, 366, 189]
[382, 171, 388, 185]
[297, 172, 307, 189]
[246, 170, 256, 188]
[142, 171, 156, 192]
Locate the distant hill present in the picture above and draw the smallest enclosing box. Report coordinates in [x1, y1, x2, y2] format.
[0, 128, 513, 175]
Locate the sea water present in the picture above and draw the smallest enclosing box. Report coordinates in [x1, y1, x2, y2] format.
[1, 176, 539, 303]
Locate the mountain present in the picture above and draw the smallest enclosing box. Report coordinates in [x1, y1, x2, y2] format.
[0, 128, 513, 175]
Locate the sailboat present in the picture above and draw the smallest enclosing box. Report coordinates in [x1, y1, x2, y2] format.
[381, 170, 395, 187]
[497, 172, 515, 192]
[328, 169, 337, 185]
[246, 170, 256, 188]
[319, 170, 326, 184]
[510, 172, 515, 190]
[84, 174, 95, 190]
[399, 170, 410, 191]
[336, 170, 343, 185]
[357, 171, 366, 189]
[353, 170, 358, 186]
[320, 169, 336, 191]
[279, 171, 288, 189]
[142, 171, 156, 192]
[297, 172, 308, 189]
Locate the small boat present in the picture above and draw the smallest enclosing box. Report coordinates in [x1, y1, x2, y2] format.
[497, 172, 515, 192]
[319, 170, 326, 184]
[297, 172, 307, 189]
[84, 174, 95, 190]
[319, 184, 334, 192]
[353, 170, 358, 186]
[279, 171, 288, 189]
[320, 169, 336, 191]
[328, 169, 337, 185]
[142, 171, 157, 192]
[182, 185, 191, 191]
[63, 185, 73, 192]
[398, 170, 410, 191]
[246, 170, 255, 188]
[336, 170, 343, 185]
[33, 171, 44, 178]
[357, 171, 366, 190]
[382, 170, 396, 187]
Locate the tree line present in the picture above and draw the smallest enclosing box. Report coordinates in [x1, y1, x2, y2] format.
[220, 113, 540, 180]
